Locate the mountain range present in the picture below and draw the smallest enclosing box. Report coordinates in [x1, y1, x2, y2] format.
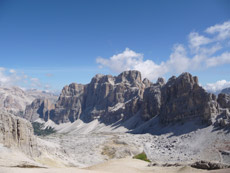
[0, 70, 230, 172]
[23, 70, 230, 129]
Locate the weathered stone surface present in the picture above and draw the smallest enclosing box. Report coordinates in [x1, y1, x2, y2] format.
[24, 98, 54, 122]
[141, 82, 162, 120]
[50, 83, 86, 123]
[0, 86, 58, 119]
[30, 71, 220, 126]
[0, 111, 39, 156]
[218, 93, 230, 109]
[51, 71, 145, 124]
[159, 72, 219, 123]
[0, 87, 34, 115]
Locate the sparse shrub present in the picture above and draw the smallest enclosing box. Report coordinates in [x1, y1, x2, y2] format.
[133, 152, 151, 162]
[32, 122, 56, 136]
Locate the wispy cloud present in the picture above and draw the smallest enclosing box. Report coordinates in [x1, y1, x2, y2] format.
[0, 67, 53, 91]
[97, 21, 230, 81]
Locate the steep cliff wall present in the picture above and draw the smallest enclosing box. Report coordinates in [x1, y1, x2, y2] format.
[0, 111, 39, 156]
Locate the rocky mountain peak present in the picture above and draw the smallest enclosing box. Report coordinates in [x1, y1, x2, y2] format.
[61, 83, 85, 97]
[160, 72, 218, 123]
[156, 77, 165, 86]
[115, 70, 142, 84]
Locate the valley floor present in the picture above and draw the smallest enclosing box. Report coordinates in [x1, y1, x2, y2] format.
[1, 158, 230, 173]
[1, 120, 230, 173]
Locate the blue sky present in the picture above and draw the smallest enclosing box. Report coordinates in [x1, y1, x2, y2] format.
[0, 0, 230, 92]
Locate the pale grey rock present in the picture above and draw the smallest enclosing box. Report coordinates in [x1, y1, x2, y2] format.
[217, 93, 230, 109]
[24, 98, 54, 122]
[0, 110, 39, 156]
[0, 86, 58, 119]
[51, 83, 86, 123]
[142, 78, 151, 88]
[51, 70, 145, 124]
[0, 87, 34, 115]
[31, 71, 220, 127]
[141, 82, 162, 120]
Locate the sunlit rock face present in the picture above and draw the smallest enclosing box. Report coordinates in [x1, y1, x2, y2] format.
[51, 70, 145, 124]
[24, 98, 55, 122]
[0, 111, 39, 156]
[27, 71, 220, 126]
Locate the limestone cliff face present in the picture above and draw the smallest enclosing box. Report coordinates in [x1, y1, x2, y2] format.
[51, 83, 86, 123]
[217, 93, 230, 109]
[50, 71, 145, 124]
[216, 93, 230, 127]
[159, 73, 219, 123]
[141, 77, 165, 120]
[24, 98, 55, 122]
[26, 71, 220, 126]
[0, 111, 39, 156]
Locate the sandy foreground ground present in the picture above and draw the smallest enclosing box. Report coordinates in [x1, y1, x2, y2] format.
[1, 158, 230, 173]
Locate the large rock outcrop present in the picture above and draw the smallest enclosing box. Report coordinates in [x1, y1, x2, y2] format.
[27, 71, 220, 126]
[217, 93, 230, 109]
[159, 73, 219, 123]
[0, 111, 39, 156]
[216, 93, 230, 127]
[50, 71, 145, 124]
[141, 77, 165, 120]
[24, 98, 55, 122]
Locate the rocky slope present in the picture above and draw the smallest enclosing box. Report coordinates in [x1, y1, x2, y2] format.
[0, 110, 39, 156]
[23, 98, 55, 122]
[24, 71, 221, 129]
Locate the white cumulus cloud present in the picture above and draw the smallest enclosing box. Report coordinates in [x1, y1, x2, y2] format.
[97, 21, 230, 81]
[204, 80, 230, 93]
[97, 48, 166, 80]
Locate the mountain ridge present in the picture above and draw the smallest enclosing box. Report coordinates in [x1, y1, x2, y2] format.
[24, 70, 229, 130]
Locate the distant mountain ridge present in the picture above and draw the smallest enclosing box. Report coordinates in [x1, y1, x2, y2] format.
[221, 87, 230, 94]
[0, 86, 58, 116]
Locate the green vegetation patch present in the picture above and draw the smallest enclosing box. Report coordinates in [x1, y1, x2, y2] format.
[32, 122, 56, 136]
[133, 152, 151, 162]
